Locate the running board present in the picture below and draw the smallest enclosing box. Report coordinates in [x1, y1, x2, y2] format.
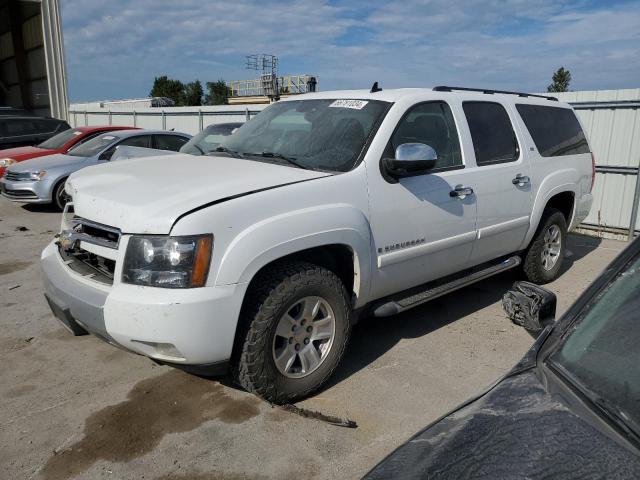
[373, 256, 522, 317]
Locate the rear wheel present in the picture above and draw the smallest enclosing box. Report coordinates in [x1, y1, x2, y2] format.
[234, 261, 352, 404]
[523, 208, 567, 284]
[53, 178, 70, 211]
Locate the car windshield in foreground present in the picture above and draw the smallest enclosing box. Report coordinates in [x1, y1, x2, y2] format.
[550, 254, 640, 441]
[67, 134, 119, 157]
[180, 123, 242, 155]
[38, 128, 84, 150]
[216, 99, 389, 172]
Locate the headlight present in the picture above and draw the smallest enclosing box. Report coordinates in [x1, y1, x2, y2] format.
[27, 170, 46, 181]
[122, 235, 213, 288]
[0, 158, 16, 168]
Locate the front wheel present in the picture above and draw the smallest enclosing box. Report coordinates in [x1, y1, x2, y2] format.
[522, 208, 567, 284]
[234, 261, 352, 404]
[53, 178, 70, 211]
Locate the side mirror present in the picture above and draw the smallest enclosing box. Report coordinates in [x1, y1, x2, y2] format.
[383, 143, 437, 178]
[502, 281, 557, 335]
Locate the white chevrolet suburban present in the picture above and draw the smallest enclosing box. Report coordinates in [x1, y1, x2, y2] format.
[41, 86, 594, 403]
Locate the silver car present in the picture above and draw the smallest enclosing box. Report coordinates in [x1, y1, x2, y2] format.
[0, 129, 191, 210]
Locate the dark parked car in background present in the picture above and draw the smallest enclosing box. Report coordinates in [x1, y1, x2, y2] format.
[0, 115, 70, 149]
[111, 122, 244, 161]
[180, 122, 243, 155]
[366, 240, 640, 479]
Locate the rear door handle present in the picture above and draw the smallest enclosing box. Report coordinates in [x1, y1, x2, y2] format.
[512, 174, 530, 186]
[450, 185, 474, 199]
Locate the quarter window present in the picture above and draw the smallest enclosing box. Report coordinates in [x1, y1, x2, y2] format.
[516, 104, 590, 157]
[462, 102, 519, 166]
[391, 101, 463, 170]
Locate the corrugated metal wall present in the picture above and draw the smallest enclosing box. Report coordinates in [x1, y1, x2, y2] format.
[547, 89, 640, 237]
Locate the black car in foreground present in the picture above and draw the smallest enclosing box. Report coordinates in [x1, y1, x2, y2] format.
[0, 115, 70, 149]
[366, 239, 640, 479]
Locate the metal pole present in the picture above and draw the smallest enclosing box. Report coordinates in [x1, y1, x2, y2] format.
[245, 108, 249, 121]
[198, 109, 203, 131]
[108, 109, 112, 125]
[628, 172, 640, 241]
[84, 110, 87, 126]
[162, 110, 166, 130]
[133, 110, 137, 127]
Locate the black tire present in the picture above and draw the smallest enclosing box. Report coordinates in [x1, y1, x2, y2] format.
[522, 208, 567, 284]
[53, 178, 70, 211]
[234, 261, 352, 404]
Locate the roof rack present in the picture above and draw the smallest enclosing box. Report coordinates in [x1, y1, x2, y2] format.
[433, 86, 558, 101]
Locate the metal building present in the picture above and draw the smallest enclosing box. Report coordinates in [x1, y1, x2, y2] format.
[0, 0, 68, 119]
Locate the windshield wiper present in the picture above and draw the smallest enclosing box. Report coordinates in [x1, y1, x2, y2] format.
[213, 146, 244, 158]
[244, 151, 309, 170]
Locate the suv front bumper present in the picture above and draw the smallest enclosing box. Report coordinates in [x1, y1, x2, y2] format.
[41, 241, 247, 366]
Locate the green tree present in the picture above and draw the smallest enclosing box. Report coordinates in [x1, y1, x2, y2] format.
[204, 80, 231, 105]
[547, 67, 572, 93]
[150, 76, 185, 105]
[182, 80, 203, 106]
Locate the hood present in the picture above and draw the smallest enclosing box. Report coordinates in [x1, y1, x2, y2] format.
[8, 153, 87, 172]
[365, 370, 640, 479]
[0, 145, 53, 160]
[67, 154, 331, 234]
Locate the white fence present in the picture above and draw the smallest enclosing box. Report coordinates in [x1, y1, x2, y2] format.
[68, 104, 268, 136]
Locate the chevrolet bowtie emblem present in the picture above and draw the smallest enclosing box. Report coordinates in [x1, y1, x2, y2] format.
[58, 230, 77, 251]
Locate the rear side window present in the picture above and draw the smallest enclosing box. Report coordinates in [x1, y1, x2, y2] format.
[154, 135, 188, 151]
[119, 135, 152, 148]
[516, 104, 590, 157]
[462, 102, 519, 166]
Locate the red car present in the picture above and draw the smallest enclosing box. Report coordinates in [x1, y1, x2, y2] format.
[0, 125, 137, 176]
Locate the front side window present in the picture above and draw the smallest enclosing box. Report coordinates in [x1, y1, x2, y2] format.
[550, 254, 640, 439]
[516, 104, 590, 157]
[218, 99, 389, 172]
[68, 134, 120, 157]
[463, 102, 519, 166]
[390, 101, 463, 170]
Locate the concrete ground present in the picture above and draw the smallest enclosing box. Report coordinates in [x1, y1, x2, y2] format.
[0, 198, 626, 480]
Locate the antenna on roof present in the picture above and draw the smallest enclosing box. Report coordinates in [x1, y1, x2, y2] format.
[370, 81, 382, 93]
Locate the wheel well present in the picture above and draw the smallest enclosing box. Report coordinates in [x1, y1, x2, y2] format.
[545, 191, 574, 224]
[253, 244, 356, 296]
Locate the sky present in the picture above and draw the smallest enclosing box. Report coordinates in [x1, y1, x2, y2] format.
[61, 0, 640, 102]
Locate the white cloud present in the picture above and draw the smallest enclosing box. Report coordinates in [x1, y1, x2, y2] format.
[61, 0, 640, 100]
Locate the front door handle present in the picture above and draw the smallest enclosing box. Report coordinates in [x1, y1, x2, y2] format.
[450, 185, 474, 199]
[512, 174, 530, 186]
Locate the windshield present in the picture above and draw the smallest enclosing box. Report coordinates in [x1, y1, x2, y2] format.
[38, 128, 84, 150]
[67, 134, 119, 157]
[180, 123, 242, 155]
[217, 99, 389, 172]
[550, 254, 640, 437]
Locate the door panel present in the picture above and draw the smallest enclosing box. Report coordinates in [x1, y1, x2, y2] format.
[366, 100, 478, 300]
[462, 101, 532, 264]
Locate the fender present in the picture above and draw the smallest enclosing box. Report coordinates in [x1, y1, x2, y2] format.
[522, 167, 578, 249]
[214, 204, 373, 307]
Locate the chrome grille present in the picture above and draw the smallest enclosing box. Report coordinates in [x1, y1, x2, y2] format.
[66, 217, 121, 249]
[4, 171, 29, 181]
